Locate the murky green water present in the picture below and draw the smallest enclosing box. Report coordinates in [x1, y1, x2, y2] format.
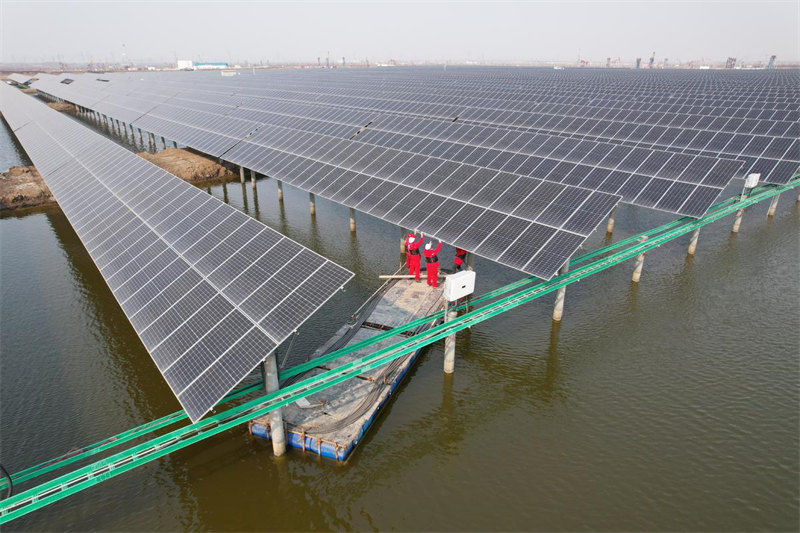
[1, 117, 798, 531]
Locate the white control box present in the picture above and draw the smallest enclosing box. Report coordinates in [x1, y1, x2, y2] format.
[443, 270, 476, 302]
[745, 173, 760, 189]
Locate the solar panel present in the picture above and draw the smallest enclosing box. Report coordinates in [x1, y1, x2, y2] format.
[0, 83, 353, 422]
[60, 74, 743, 215]
[30, 78, 626, 279]
[92, 66, 790, 185]
[36, 68, 796, 275]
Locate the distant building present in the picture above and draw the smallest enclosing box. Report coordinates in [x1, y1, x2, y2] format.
[176, 60, 229, 71]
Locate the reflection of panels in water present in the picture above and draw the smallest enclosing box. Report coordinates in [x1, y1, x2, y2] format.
[250, 279, 444, 461]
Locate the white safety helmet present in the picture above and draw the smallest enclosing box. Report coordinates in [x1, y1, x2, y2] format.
[408, 237, 415, 244]
[425, 242, 432, 250]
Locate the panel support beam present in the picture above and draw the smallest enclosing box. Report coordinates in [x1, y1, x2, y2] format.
[631, 237, 648, 283]
[606, 206, 617, 234]
[687, 228, 700, 256]
[260, 352, 286, 457]
[443, 302, 457, 374]
[732, 208, 745, 233]
[767, 193, 780, 218]
[552, 260, 569, 321]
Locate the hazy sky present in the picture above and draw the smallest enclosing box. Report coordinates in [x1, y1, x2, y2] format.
[1, 1, 797, 65]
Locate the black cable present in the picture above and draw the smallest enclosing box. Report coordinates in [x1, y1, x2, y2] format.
[0, 463, 13, 499]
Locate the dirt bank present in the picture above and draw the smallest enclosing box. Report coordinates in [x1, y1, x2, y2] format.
[47, 101, 77, 114]
[0, 149, 235, 213]
[138, 148, 236, 183]
[0, 166, 56, 211]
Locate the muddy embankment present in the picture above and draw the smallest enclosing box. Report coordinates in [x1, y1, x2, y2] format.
[46, 101, 77, 114]
[138, 148, 236, 183]
[0, 166, 56, 212]
[2, 149, 237, 213]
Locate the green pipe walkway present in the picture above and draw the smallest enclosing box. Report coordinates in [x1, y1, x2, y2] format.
[1, 178, 797, 524]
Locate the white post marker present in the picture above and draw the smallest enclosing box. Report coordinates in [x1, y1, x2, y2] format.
[442, 271, 476, 374]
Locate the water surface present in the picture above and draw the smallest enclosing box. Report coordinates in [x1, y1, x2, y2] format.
[1, 119, 798, 531]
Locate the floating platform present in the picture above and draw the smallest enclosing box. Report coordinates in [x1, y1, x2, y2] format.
[250, 277, 444, 461]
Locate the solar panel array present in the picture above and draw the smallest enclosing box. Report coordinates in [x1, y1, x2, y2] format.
[0, 83, 353, 422]
[7, 73, 35, 85]
[31, 69, 759, 279]
[31, 76, 624, 279]
[49, 66, 793, 184]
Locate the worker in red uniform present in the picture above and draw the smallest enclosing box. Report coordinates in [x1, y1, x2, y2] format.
[453, 247, 468, 271]
[404, 232, 415, 269]
[407, 232, 423, 281]
[424, 240, 442, 287]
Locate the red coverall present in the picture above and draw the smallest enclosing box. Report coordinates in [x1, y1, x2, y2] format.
[453, 248, 467, 271]
[407, 236, 423, 281]
[404, 232, 415, 269]
[424, 242, 442, 287]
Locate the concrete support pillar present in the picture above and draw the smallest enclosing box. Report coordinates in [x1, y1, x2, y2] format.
[161, 136, 167, 150]
[606, 205, 617, 234]
[239, 166, 245, 183]
[443, 304, 457, 374]
[466, 252, 474, 272]
[261, 352, 286, 457]
[632, 239, 647, 283]
[138, 128, 143, 146]
[250, 169, 257, 189]
[173, 140, 178, 148]
[732, 208, 745, 233]
[687, 228, 700, 256]
[349, 207, 356, 232]
[309, 192, 316, 216]
[767, 194, 780, 218]
[552, 260, 570, 321]
[277, 180, 284, 202]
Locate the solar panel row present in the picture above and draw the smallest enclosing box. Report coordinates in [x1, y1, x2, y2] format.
[72, 66, 793, 185]
[31, 75, 631, 279]
[0, 83, 353, 422]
